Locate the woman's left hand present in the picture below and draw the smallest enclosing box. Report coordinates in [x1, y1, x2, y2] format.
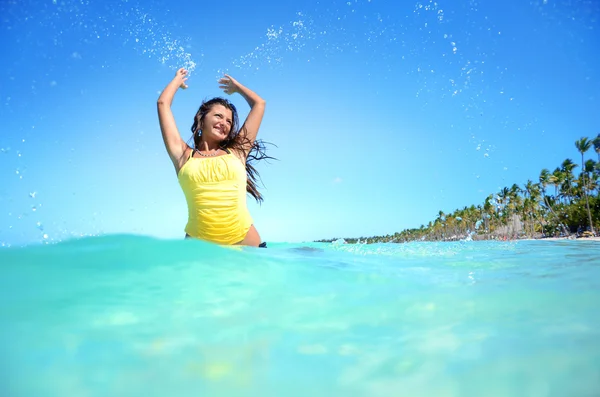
[218, 74, 241, 95]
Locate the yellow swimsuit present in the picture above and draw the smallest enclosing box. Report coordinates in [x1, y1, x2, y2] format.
[177, 148, 253, 245]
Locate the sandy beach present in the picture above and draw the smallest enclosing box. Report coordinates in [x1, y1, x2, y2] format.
[528, 236, 600, 242]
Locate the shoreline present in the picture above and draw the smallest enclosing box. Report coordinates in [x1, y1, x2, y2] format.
[319, 235, 600, 244]
[521, 236, 600, 242]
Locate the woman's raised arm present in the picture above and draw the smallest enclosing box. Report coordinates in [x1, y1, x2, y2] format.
[219, 74, 266, 156]
[157, 68, 189, 172]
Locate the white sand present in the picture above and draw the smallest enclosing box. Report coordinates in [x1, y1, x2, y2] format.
[528, 236, 600, 242]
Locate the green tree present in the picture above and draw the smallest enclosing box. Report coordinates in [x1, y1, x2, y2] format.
[593, 133, 600, 163]
[575, 137, 595, 235]
[540, 168, 569, 236]
[483, 194, 495, 233]
[523, 180, 542, 237]
[561, 159, 577, 204]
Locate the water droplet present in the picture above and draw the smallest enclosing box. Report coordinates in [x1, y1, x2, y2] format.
[43, 234, 49, 239]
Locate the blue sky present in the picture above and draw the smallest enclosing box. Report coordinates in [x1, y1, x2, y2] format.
[1, 0, 598, 246]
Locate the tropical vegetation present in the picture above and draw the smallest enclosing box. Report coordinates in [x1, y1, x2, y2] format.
[317, 135, 600, 244]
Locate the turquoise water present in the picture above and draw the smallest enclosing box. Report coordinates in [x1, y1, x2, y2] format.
[1, 236, 599, 397]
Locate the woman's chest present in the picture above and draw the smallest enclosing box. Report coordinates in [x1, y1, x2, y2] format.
[179, 157, 245, 184]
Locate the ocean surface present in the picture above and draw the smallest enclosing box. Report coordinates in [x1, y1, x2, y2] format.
[1, 235, 599, 397]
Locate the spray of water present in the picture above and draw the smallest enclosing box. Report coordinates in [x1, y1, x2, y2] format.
[0, 0, 200, 74]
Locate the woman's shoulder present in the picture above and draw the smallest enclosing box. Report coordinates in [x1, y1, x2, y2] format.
[227, 147, 247, 164]
[182, 145, 195, 159]
[176, 146, 195, 173]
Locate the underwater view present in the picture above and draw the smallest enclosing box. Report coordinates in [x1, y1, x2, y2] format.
[1, 0, 599, 395]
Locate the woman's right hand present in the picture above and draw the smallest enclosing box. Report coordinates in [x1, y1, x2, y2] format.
[174, 68, 188, 89]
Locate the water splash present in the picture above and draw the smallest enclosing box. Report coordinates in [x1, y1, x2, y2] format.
[128, 10, 199, 73]
[219, 0, 500, 109]
[531, 0, 600, 31]
[222, 12, 315, 75]
[1, 0, 200, 74]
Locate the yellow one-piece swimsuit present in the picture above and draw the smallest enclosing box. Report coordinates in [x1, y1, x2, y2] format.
[177, 148, 253, 245]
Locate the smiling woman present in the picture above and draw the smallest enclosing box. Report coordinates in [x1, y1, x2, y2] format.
[157, 69, 273, 247]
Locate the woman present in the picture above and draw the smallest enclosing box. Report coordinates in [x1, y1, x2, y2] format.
[157, 68, 268, 247]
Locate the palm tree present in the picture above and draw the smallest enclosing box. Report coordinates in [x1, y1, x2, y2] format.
[529, 182, 545, 236]
[497, 187, 510, 212]
[540, 168, 569, 237]
[551, 168, 566, 204]
[592, 161, 600, 196]
[592, 133, 600, 196]
[575, 137, 595, 235]
[585, 159, 599, 199]
[506, 184, 524, 238]
[522, 197, 534, 237]
[524, 180, 542, 237]
[561, 159, 577, 204]
[483, 194, 494, 233]
[509, 183, 523, 213]
[593, 133, 600, 163]
[435, 210, 446, 240]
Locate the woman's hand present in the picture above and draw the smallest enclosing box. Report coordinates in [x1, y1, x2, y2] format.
[174, 68, 189, 89]
[218, 74, 240, 95]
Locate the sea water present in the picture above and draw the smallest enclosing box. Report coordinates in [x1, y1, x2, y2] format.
[1, 235, 599, 397]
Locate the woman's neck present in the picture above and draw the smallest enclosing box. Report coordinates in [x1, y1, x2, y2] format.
[197, 140, 221, 152]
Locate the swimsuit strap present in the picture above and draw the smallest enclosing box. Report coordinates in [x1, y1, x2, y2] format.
[190, 147, 232, 157]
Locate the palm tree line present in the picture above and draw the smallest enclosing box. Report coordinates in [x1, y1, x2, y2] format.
[317, 135, 600, 244]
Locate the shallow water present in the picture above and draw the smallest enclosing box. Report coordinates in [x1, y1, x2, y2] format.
[1, 235, 599, 396]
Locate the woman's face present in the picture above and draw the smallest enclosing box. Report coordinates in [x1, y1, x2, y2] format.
[202, 104, 233, 141]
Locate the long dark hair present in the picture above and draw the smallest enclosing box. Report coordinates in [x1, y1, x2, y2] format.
[189, 97, 275, 203]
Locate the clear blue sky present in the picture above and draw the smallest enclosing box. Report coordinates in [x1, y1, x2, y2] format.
[1, 0, 598, 246]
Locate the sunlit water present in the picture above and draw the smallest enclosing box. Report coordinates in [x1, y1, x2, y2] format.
[1, 235, 599, 396]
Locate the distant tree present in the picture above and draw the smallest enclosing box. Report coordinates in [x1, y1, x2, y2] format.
[575, 137, 595, 235]
[593, 133, 600, 163]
